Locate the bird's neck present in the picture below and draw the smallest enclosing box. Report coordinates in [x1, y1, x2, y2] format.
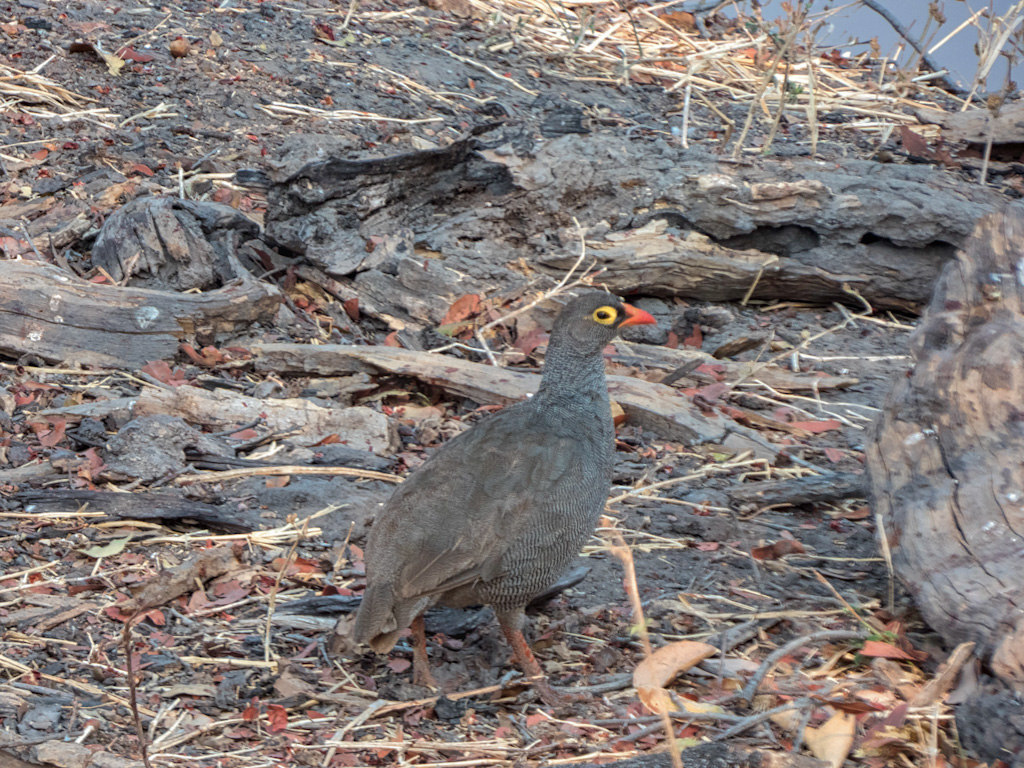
[536, 338, 610, 404]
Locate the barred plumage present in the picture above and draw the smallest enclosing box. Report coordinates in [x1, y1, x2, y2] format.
[351, 291, 656, 704]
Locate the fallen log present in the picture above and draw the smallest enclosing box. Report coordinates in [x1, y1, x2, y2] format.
[0, 261, 281, 367]
[251, 341, 728, 445]
[133, 384, 398, 456]
[866, 207, 1024, 693]
[14, 489, 260, 533]
[258, 132, 1003, 331]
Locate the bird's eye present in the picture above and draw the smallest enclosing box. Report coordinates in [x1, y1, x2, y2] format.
[592, 306, 617, 325]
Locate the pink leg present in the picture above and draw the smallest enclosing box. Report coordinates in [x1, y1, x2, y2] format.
[410, 615, 438, 689]
[498, 611, 571, 706]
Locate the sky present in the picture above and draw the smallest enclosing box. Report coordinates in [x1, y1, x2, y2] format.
[757, 0, 1024, 92]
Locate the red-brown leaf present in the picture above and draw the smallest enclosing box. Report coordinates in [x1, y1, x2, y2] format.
[117, 46, 154, 62]
[343, 297, 360, 321]
[824, 446, 844, 463]
[787, 419, 842, 433]
[265, 703, 289, 733]
[860, 640, 916, 660]
[899, 126, 931, 158]
[441, 293, 481, 325]
[387, 658, 411, 673]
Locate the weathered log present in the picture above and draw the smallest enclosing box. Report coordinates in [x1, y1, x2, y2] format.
[14, 489, 260, 533]
[610, 340, 858, 392]
[866, 207, 1024, 692]
[133, 384, 398, 456]
[91, 197, 261, 291]
[250, 341, 728, 445]
[727, 472, 866, 508]
[0, 261, 281, 367]
[258, 133, 1003, 329]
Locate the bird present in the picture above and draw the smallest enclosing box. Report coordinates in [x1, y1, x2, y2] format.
[352, 291, 657, 704]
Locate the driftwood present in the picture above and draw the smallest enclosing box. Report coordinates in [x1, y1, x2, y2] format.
[727, 472, 866, 508]
[91, 197, 260, 291]
[14, 489, 261, 533]
[133, 385, 398, 456]
[610, 341, 857, 392]
[259, 132, 1003, 332]
[866, 208, 1024, 692]
[0, 261, 281, 367]
[121, 543, 245, 614]
[250, 342, 854, 446]
[251, 342, 729, 445]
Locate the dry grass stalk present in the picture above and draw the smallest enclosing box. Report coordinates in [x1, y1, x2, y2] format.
[258, 102, 444, 124]
[170, 464, 402, 485]
[605, 523, 683, 768]
[961, 1, 1024, 109]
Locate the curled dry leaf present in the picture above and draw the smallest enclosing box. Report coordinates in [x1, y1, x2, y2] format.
[78, 535, 132, 560]
[804, 709, 856, 768]
[633, 640, 718, 714]
[441, 293, 482, 325]
[610, 399, 626, 426]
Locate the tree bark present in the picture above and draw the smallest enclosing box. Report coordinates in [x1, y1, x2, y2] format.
[866, 207, 1024, 692]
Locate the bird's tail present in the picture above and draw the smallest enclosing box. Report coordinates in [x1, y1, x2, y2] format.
[353, 582, 403, 653]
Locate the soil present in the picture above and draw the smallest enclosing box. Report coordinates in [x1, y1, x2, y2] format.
[0, 0, 1008, 766]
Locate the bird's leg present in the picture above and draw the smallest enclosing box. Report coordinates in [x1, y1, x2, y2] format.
[498, 610, 571, 706]
[410, 615, 438, 689]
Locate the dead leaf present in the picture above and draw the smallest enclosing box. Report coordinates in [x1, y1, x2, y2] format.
[117, 46, 154, 62]
[751, 539, 805, 560]
[610, 400, 626, 426]
[787, 419, 842, 433]
[141, 360, 188, 386]
[840, 506, 871, 520]
[899, 125, 931, 158]
[67, 20, 110, 35]
[861, 640, 917, 660]
[683, 324, 703, 348]
[658, 10, 695, 28]
[804, 709, 856, 768]
[514, 326, 549, 357]
[343, 297, 360, 321]
[266, 703, 289, 733]
[633, 640, 718, 714]
[441, 293, 482, 325]
[388, 658, 411, 673]
[79, 535, 132, 559]
[824, 447, 844, 463]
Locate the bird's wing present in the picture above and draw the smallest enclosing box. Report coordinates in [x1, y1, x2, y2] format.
[364, 409, 585, 601]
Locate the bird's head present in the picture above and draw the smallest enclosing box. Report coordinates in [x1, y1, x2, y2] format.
[549, 291, 657, 355]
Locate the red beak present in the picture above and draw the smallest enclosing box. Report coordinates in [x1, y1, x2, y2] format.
[619, 302, 657, 327]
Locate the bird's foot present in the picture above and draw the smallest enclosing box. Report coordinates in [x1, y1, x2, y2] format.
[412, 664, 439, 690]
[410, 615, 438, 690]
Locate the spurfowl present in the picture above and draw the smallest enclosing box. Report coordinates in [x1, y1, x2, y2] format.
[353, 292, 656, 703]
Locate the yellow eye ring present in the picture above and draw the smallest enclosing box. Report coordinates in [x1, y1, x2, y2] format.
[592, 306, 617, 325]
